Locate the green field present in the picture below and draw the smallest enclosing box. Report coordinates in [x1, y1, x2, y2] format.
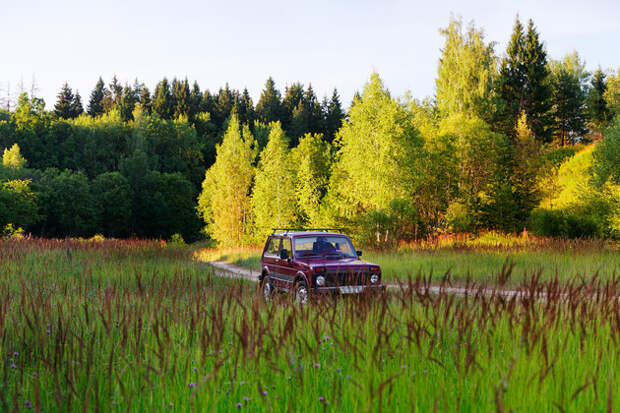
[1, 238, 619, 411]
[196, 237, 619, 284]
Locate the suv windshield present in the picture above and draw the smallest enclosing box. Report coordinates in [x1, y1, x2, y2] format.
[294, 236, 357, 258]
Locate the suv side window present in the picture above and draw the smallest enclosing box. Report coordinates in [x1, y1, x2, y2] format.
[264, 237, 280, 257]
[281, 238, 292, 256]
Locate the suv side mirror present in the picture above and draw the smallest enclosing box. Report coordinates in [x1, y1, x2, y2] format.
[357, 250, 362, 257]
[280, 249, 289, 260]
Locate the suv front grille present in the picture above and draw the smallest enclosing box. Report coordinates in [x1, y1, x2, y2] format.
[325, 272, 370, 286]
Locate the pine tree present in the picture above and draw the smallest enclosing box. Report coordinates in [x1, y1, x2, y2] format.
[2, 143, 27, 169]
[324, 89, 345, 143]
[197, 114, 257, 246]
[54, 82, 75, 119]
[587, 69, 610, 129]
[87, 77, 105, 117]
[251, 121, 296, 240]
[153, 78, 173, 119]
[71, 91, 84, 118]
[256, 77, 283, 124]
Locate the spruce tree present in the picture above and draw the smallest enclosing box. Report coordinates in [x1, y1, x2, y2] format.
[71, 91, 84, 118]
[173, 78, 191, 119]
[214, 84, 234, 129]
[234, 88, 255, 128]
[87, 77, 105, 117]
[256, 77, 283, 124]
[305, 84, 324, 136]
[109, 75, 123, 107]
[282, 83, 304, 131]
[139, 86, 152, 113]
[587, 69, 610, 129]
[550, 60, 587, 145]
[189, 81, 203, 121]
[522, 19, 552, 141]
[54, 82, 75, 119]
[119, 85, 136, 122]
[498, 17, 552, 142]
[324, 89, 345, 143]
[152, 78, 173, 119]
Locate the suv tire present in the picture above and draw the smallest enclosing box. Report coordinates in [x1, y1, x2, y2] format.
[261, 276, 274, 302]
[294, 279, 309, 305]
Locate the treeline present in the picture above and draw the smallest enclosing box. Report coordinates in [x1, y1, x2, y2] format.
[1, 15, 619, 244]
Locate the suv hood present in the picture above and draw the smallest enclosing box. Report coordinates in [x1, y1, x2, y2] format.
[297, 257, 379, 270]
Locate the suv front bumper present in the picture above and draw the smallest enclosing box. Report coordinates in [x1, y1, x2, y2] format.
[312, 285, 386, 295]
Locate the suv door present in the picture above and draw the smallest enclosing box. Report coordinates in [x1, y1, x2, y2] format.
[279, 237, 297, 290]
[263, 236, 281, 286]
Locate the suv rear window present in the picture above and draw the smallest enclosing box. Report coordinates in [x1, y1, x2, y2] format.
[264, 237, 280, 257]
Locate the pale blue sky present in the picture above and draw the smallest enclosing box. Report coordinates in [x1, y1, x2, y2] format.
[2, 0, 619, 109]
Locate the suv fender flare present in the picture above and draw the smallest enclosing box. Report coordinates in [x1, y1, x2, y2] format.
[294, 271, 309, 287]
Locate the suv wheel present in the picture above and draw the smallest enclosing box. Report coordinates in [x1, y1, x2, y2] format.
[261, 277, 274, 301]
[294, 280, 308, 305]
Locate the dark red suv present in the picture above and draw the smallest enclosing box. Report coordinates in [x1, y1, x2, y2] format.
[259, 228, 385, 303]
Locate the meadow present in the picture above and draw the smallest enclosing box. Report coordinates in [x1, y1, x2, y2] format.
[196, 233, 620, 285]
[1, 237, 619, 411]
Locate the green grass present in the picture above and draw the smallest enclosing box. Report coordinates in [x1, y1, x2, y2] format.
[195, 237, 619, 284]
[1, 238, 619, 411]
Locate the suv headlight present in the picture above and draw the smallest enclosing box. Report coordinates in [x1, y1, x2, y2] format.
[370, 274, 379, 284]
[316, 275, 325, 286]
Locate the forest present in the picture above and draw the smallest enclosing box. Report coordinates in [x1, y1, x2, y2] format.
[1, 16, 619, 246]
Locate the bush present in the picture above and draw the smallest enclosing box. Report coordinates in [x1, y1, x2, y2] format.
[528, 209, 599, 238]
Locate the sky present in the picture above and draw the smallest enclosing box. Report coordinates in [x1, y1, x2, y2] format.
[1, 0, 619, 110]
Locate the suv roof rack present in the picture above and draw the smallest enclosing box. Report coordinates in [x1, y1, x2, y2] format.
[272, 228, 344, 234]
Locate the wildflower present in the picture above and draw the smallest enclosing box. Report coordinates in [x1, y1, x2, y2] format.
[10, 364, 17, 369]
[324, 335, 330, 341]
[169, 402, 173, 407]
[240, 381, 245, 385]
[401, 365, 407, 369]
[243, 397, 251, 402]
[189, 382, 196, 388]
[236, 402, 242, 408]
[33, 372, 38, 377]
[193, 367, 198, 372]
[336, 368, 342, 373]
[13, 352, 19, 357]
[262, 391, 268, 395]
[318, 397, 325, 402]
[314, 363, 321, 368]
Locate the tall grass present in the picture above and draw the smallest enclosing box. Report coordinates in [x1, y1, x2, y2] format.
[1, 238, 618, 411]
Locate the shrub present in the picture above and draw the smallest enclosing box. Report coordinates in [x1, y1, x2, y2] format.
[528, 208, 599, 238]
